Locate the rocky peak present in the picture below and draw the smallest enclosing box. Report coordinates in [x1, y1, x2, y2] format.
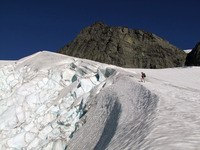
[185, 41, 200, 66]
[92, 21, 108, 27]
[58, 21, 186, 68]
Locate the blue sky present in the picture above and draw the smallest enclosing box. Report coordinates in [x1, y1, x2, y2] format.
[0, 0, 200, 60]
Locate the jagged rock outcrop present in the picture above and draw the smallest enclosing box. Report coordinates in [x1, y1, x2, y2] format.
[58, 21, 186, 68]
[185, 41, 200, 66]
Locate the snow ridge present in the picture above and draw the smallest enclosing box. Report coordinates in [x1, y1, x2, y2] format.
[67, 75, 159, 150]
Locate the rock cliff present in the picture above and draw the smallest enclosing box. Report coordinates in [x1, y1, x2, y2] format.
[185, 41, 200, 66]
[58, 21, 186, 68]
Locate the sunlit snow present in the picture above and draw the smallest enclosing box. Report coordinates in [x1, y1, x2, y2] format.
[183, 49, 192, 53]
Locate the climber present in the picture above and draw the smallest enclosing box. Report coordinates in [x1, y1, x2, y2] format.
[141, 72, 146, 82]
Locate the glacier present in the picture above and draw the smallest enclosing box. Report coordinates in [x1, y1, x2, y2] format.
[0, 51, 200, 150]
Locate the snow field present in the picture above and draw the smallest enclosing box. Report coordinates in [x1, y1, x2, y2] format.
[129, 67, 200, 149]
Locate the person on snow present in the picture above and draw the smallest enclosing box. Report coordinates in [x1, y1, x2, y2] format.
[141, 72, 146, 82]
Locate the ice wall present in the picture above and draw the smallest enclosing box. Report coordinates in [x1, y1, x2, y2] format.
[0, 51, 117, 149]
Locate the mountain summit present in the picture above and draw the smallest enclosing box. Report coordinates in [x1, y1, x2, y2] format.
[58, 21, 186, 68]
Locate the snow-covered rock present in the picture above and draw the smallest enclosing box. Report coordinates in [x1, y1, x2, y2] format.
[184, 49, 192, 53]
[0, 51, 200, 150]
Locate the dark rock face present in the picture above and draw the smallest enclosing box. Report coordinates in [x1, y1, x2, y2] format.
[58, 21, 186, 68]
[185, 41, 200, 66]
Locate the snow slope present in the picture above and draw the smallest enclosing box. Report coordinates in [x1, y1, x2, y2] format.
[0, 51, 200, 150]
